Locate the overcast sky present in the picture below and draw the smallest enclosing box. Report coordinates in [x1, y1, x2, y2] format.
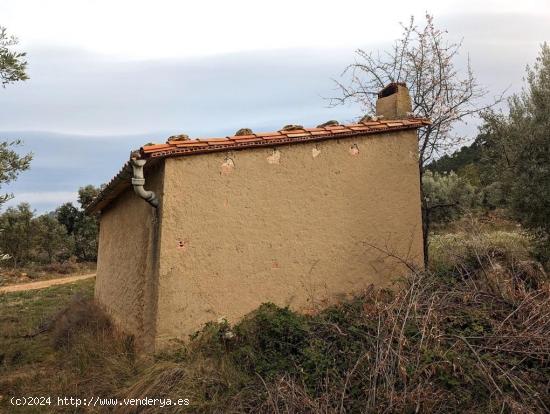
[0, 0, 549, 211]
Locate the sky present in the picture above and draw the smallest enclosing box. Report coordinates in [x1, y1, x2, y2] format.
[0, 0, 549, 211]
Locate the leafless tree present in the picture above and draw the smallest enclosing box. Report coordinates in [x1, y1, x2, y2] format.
[332, 14, 500, 264]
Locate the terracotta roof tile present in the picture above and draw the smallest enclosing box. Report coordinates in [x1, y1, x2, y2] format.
[86, 117, 430, 214]
[256, 131, 283, 137]
[231, 134, 256, 140]
[141, 144, 172, 153]
[234, 136, 264, 143]
[175, 141, 209, 147]
[281, 129, 307, 134]
[327, 128, 351, 134]
[137, 118, 432, 159]
[286, 132, 312, 138]
[204, 138, 230, 143]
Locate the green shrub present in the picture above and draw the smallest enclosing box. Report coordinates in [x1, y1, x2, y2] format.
[231, 303, 310, 378]
[429, 229, 535, 274]
[422, 170, 478, 224]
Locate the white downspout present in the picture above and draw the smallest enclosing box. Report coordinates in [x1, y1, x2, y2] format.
[131, 158, 159, 208]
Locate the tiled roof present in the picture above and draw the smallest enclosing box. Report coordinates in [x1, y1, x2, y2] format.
[139, 118, 430, 159]
[86, 117, 430, 214]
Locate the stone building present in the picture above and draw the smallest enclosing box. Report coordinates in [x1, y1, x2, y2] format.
[86, 83, 429, 351]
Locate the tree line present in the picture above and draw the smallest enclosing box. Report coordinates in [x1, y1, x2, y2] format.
[0, 186, 101, 268]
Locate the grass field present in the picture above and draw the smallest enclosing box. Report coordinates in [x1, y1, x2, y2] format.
[0, 278, 95, 365]
[0, 278, 95, 412]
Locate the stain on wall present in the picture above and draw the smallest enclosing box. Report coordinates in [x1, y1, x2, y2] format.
[349, 143, 360, 156]
[220, 157, 235, 175]
[266, 149, 281, 164]
[312, 147, 321, 158]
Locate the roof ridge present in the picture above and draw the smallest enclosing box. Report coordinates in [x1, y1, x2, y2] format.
[140, 117, 431, 158]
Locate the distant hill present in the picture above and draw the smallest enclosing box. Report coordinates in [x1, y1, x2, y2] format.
[427, 138, 482, 174]
[427, 138, 484, 185]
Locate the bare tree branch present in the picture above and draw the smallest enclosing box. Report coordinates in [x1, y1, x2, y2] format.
[330, 14, 503, 265]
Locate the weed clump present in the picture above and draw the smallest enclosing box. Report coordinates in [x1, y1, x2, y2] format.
[51, 294, 112, 349]
[43, 257, 80, 275]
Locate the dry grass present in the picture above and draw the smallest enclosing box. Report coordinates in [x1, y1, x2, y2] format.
[0, 260, 96, 286]
[50, 295, 112, 349]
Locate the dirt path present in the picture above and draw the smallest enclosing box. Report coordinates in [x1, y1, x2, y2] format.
[0, 273, 96, 293]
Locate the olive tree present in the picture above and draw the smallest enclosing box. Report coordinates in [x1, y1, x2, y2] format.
[55, 185, 101, 262]
[0, 203, 34, 268]
[479, 43, 550, 236]
[0, 26, 32, 207]
[33, 214, 73, 263]
[422, 170, 477, 226]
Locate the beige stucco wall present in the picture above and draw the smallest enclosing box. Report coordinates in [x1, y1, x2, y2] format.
[155, 130, 423, 347]
[95, 164, 163, 350]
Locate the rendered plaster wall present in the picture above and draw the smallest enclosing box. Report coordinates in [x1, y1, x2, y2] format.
[95, 164, 163, 350]
[155, 130, 423, 347]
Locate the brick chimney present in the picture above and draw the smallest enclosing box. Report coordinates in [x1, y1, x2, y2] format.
[375, 82, 412, 119]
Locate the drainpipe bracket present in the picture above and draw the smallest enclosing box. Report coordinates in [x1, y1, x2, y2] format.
[131, 158, 146, 167]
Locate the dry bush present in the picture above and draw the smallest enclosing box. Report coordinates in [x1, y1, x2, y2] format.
[43, 257, 80, 275]
[429, 217, 535, 272]
[233, 265, 549, 413]
[43, 296, 139, 402]
[119, 338, 253, 413]
[50, 294, 112, 349]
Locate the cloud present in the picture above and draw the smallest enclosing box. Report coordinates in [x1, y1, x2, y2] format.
[0, 12, 547, 135]
[0, 11, 548, 212]
[4, 191, 78, 210]
[2, 1, 547, 59]
[0, 47, 362, 135]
